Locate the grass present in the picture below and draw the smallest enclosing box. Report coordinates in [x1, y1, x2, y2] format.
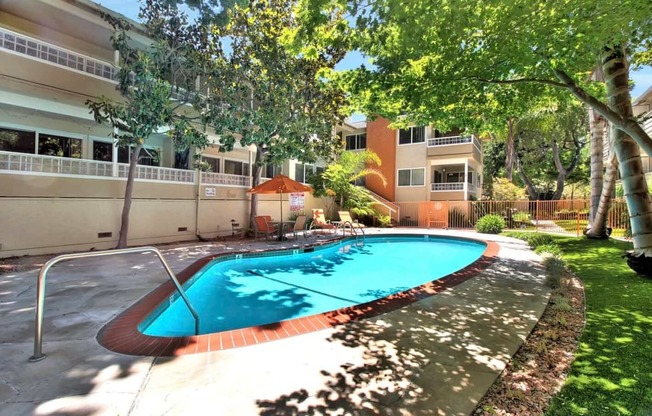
[530, 236, 652, 415]
[553, 219, 628, 238]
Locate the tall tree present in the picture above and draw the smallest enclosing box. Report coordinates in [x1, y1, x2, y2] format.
[203, 0, 348, 229]
[297, 0, 652, 267]
[514, 101, 589, 200]
[87, 7, 215, 248]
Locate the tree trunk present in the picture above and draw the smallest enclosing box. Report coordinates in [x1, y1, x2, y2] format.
[515, 156, 539, 200]
[117, 142, 143, 249]
[505, 118, 515, 181]
[603, 45, 652, 258]
[588, 67, 606, 224]
[586, 129, 618, 239]
[248, 145, 264, 231]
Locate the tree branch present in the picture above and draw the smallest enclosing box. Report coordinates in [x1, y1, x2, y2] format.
[552, 67, 652, 156]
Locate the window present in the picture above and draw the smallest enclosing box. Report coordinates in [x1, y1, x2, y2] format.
[93, 141, 113, 162]
[397, 168, 425, 186]
[295, 163, 318, 183]
[0, 127, 36, 153]
[224, 159, 249, 176]
[398, 127, 425, 145]
[38, 134, 82, 158]
[201, 157, 220, 173]
[345, 133, 366, 150]
[263, 164, 282, 178]
[118, 146, 160, 166]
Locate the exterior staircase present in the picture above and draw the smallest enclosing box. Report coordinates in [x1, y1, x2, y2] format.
[365, 189, 400, 225]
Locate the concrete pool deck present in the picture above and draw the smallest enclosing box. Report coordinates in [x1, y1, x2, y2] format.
[0, 229, 550, 416]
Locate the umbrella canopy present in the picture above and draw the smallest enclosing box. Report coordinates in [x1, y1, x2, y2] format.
[247, 174, 312, 194]
[248, 174, 313, 225]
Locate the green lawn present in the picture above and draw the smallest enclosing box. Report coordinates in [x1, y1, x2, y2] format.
[543, 237, 652, 416]
[552, 220, 628, 238]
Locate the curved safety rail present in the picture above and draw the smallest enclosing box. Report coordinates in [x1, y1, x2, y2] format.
[339, 220, 366, 241]
[29, 246, 200, 362]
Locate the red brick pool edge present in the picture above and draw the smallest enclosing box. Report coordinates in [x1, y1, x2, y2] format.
[97, 239, 499, 357]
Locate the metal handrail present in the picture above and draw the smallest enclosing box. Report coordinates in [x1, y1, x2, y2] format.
[339, 220, 366, 241]
[29, 246, 200, 362]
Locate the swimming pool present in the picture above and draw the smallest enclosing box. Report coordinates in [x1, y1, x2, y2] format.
[140, 235, 486, 337]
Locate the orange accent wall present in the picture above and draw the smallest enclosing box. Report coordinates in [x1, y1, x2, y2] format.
[366, 117, 396, 201]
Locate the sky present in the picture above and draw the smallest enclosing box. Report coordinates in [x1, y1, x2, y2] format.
[96, 0, 652, 99]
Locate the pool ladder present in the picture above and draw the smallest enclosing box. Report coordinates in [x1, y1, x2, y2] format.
[339, 220, 366, 242]
[28, 246, 200, 362]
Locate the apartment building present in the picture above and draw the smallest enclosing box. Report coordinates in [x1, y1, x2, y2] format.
[0, 0, 325, 257]
[340, 117, 483, 201]
[338, 117, 483, 227]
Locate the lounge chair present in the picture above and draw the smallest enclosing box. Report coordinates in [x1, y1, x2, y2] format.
[310, 209, 336, 233]
[289, 215, 308, 239]
[338, 211, 366, 234]
[254, 215, 279, 240]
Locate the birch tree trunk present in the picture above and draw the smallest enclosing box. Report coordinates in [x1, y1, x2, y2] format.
[117, 142, 143, 249]
[603, 45, 652, 262]
[588, 107, 606, 223]
[586, 127, 618, 239]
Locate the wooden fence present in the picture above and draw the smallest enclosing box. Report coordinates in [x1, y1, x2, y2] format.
[393, 199, 630, 237]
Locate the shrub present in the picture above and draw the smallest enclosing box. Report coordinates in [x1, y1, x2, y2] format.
[542, 255, 566, 289]
[377, 214, 391, 228]
[476, 214, 505, 234]
[512, 210, 530, 223]
[525, 233, 555, 248]
[534, 243, 562, 257]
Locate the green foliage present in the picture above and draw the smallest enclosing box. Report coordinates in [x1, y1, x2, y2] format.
[542, 255, 565, 289]
[535, 243, 563, 257]
[492, 178, 527, 201]
[525, 233, 555, 249]
[377, 214, 392, 228]
[512, 211, 531, 223]
[475, 214, 505, 234]
[206, 0, 348, 174]
[310, 149, 386, 216]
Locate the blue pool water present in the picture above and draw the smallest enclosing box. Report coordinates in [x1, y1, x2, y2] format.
[141, 236, 486, 336]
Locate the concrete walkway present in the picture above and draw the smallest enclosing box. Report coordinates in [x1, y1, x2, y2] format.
[0, 229, 549, 416]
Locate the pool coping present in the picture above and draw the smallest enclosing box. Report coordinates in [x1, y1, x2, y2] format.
[97, 235, 499, 357]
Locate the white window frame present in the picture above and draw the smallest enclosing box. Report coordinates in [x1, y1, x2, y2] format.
[397, 167, 426, 187]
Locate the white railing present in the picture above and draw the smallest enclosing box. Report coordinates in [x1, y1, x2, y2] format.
[431, 182, 464, 191]
[202, 171, 251, 187]
[0, 151, 114, 177]
[427, 135, 481, 152]
[117, 164, 195, 183]
[0, 151, 259, 186]
[0, 27, 117, 81]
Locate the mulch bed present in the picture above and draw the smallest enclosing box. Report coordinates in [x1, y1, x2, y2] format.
[473, 270, 585, 415]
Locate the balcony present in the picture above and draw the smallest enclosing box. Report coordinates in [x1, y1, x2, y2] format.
[0, 151, 250, 187]
[426, 135, 482, 161]
[0, 27, 117, 81]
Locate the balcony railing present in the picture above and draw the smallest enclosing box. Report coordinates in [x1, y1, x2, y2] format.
[431, 182, 464, 191]
[0, 151, 247, 187]
[427, 135, 481, 152]
[0, 27, 117, 81]
[202, 171, 251, 187]
[117, 164, 195, 183]
[0, 151, 114, 177]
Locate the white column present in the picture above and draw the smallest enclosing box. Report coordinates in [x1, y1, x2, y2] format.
[464, 159, 469, 200]
[112, 129, 118, 177]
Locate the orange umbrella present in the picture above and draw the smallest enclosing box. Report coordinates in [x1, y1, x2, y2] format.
[248, 174, 313, 222]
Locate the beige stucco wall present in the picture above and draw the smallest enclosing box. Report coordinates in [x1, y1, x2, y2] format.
[0, 174, 329, 257]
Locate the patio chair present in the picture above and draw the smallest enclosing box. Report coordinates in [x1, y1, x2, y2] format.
[289, 215, 308, 239]
[254, 215, 279, 240]
[310, 208, 336, 233]
[337, 211, 366, 234]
